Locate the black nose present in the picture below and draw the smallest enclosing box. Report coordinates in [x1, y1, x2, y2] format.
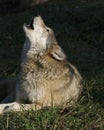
[30, 18, 34, 30]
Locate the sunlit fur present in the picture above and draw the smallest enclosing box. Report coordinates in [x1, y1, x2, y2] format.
[0, 16, 82, 114]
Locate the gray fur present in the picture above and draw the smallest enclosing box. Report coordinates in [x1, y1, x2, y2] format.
[0, 16, 82, 114]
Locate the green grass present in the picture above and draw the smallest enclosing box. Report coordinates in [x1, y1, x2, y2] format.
[0, 1, 104, 130]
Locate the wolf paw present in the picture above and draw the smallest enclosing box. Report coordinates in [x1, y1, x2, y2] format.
[3, 105, 13, 113]
[1, 102, 21, 114]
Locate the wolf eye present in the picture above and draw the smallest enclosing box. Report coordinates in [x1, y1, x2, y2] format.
[46, 29, 49, 32]
[46, 28, 50, 32]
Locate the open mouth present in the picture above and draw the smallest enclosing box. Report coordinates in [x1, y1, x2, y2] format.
[26, 18, 34, 30]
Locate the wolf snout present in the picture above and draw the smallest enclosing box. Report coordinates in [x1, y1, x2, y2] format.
[23, 18, 34, 30]
[33, 16, 45, 26]
[23, 16, 45, 30]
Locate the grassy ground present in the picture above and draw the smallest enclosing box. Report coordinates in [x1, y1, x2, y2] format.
[0, 1, 104, 129]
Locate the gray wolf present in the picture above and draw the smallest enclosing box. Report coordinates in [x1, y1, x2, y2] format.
[0, 16, 82, 114]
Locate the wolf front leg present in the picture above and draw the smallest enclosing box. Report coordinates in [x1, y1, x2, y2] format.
[0, 102, 18, 114]
[0, 102, 42, 114]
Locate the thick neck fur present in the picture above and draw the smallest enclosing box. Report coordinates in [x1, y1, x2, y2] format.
[20, 41, 67, 79]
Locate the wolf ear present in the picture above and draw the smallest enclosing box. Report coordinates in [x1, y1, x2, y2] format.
[50, 45, 66, 61]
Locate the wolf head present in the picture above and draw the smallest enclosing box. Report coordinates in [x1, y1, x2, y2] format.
[23, 16, 66, 61]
